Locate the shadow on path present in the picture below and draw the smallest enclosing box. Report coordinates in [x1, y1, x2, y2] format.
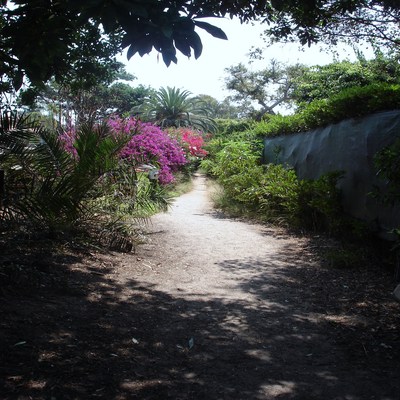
[1, 174, 400, 399]
[1, 239, 399, 400]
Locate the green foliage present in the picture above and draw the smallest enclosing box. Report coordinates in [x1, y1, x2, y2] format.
[2, 0, 400, 95]
[206, 137, 346, 234]
[201, 131, 262, 178]
[0, 1, 231, 90]
[211, 141, 264, 203]
[0, 115, 127, 230]
[136, 87, 216, 133]
[373, 138, 400, 278]
[224, 60, 307, 116]
[256, 83, 400, 137]
[293, 57, 400, 105]
[252, 164, 300, 221]
[297, 171, 345, 233]
[94, 163, 170, 219]
[18, 66, 150, 125]
[265, 1, 400, 52]
[0, 111, 175, 251]
[214, 119, 255, 137]
[374, 138, 400, 207]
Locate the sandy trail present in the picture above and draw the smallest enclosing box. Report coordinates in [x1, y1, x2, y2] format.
[112, 173, 399, 400]
[2, 173, 399, 400]
[135, 173, 299, 300]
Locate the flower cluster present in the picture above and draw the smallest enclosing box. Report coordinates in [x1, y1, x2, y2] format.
[168, 127, 208, 159]
[58, 127, 78, 158]
[108, 116, 187, 184]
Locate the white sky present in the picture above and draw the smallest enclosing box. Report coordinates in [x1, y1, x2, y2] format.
[120, 18, 369, 101]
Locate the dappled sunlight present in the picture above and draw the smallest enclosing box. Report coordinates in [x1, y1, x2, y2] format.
[2, 175, 400, 399]
[2, 250, 399, 399]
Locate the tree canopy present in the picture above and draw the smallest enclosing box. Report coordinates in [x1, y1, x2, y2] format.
[224, 60, 307, 117]
[263, 0, 400, 51]
[1, 0, 399, 94]
[224, 51, 400, 117]
[293, 53, 400, 105]
[17, 63, 154, 125]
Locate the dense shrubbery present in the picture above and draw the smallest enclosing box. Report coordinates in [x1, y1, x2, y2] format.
[0, 112, 198, 249]
[214, 119, 255, 137]
[202, 136, 346, 234]
[1, 116, 130, 232]
[253, 83, 400, 137]
[107, 116, 188, 184]
[61, 116, 208, 185]
[374, 139, 400, 278]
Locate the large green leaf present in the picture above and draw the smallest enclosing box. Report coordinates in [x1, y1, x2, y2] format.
[194, 20, 228, 40]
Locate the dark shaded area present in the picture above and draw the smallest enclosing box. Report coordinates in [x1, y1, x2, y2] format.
[0, 233, 399, 400]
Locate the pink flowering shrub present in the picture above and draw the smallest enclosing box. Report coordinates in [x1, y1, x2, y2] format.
[107, 116, 187, 184]
[168, 127, 208, 159]
[59, 118, 188, 184]
[59, 126, 78, 158]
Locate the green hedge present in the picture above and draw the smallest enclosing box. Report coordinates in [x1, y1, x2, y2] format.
[203, 139, 347, 234]
[214, 118, 255, 137]
[254, 83, 400, 137]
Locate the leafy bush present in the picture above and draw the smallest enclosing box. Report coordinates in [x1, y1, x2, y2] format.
[168, 127, 208, 158]
[256, 83, 400, 137]
[252, 164, 300, 221]
[167, 127, 208, 175]
[207, 136, 346, 233]
[107, 116, 187, 184]
[374, 138, 400, 207]
[214, 118, 255, 137]
[297, 171, 345, 233]
[0, 112, 173, 251]
[201, 129, 262, 176]
[0, 114, 128, 231]
[373, 138, 400, 279]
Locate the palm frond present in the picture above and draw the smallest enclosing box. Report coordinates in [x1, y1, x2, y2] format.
[136, 86, 216, 132]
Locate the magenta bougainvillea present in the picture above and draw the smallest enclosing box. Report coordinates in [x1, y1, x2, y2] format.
[59, 118, 209, 184]
[59, 127, 78, 158]
[107, 116, 187, 184]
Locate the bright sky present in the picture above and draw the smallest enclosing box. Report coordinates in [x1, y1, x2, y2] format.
[120, 18, 367, 101]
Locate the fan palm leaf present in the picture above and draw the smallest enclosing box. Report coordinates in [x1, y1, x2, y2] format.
[1, 114, 129, 230]
[136, 86, 216, 132]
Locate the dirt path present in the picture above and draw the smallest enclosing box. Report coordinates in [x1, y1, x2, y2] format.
[1, 173, 400, 399]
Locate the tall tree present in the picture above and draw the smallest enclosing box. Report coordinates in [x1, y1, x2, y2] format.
[224, 60, 307, 116]
[18, 65, 155, 125]
[194, 94, 244, 119]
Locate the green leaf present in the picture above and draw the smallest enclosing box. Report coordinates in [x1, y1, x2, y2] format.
[100, 6, 118, 33]
[127, 44, 138, 60]
[121, 33, 134, 49]
[188, 31, 203, 59]
[162, 47, 178, 66]
[112, 0, 148, 17]
[194, 21, 228, 40]
[173, 35, 192, 57]
[162, 25, 173, 38]
[137, 39, 153, 57]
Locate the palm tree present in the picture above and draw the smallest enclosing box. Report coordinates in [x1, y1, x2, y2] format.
[0, 111, 127, 230]
[136, 86, 216, 132]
